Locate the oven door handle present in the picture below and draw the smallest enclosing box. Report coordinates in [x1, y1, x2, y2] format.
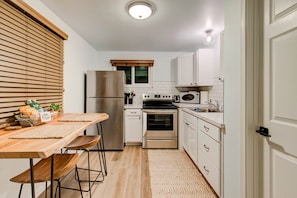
[142, 109, 177, 113]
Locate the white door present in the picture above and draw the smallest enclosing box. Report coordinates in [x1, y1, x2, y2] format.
[262, 0, 297, 197]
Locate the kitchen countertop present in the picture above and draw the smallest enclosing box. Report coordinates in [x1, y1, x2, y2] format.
[124, 104, 143, 109]
[183, 108, 224, 129]
[124, 103, 224, 128]
[173, 102, 206, 108]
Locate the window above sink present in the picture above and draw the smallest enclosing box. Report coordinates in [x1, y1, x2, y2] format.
[111, 59, 153, 87]
[117, 66, 151, 86]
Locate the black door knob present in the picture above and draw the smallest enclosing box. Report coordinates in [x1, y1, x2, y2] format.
[256, 126, 271, 137]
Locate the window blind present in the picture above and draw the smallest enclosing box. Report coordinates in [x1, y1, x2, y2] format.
[0, 1, 65, 124]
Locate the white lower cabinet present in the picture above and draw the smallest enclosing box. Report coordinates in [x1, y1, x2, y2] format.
[124, 109, 142, 145]
[198, 154, 220, 195]
[181, 109, 223, 197]
[198, 118, 221, 196]
[183, 112, 198, 165]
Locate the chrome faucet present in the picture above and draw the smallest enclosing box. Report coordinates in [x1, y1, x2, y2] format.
[208, 99, 220, 111]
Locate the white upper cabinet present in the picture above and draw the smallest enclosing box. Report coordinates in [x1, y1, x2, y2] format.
[177, 54, 194, 86]
[194, 49, 214, 86]
[176, 49, 214, 87]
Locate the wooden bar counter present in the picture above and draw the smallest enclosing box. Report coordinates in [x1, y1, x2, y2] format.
[0, 113, 109, 198]
[0, 113, 108, 159]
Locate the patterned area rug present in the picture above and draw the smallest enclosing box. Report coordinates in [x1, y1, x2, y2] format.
[148, 150, 217, 198]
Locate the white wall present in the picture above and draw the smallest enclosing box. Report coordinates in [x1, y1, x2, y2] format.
[223, 0, 245, 197]
[208, 32, 224, 110]
[92, 51, 190, 104]
[94, 51, 188, 81]
[0, 1, 98, 197]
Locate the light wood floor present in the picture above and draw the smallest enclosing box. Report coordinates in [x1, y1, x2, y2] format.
[39, 146, 151, 198]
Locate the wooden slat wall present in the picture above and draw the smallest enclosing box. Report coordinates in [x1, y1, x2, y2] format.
[0, 1, 64, 123]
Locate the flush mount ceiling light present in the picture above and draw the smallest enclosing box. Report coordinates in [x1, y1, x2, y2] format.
[204, 29, 216, 45]
[128, 1, 154, 20]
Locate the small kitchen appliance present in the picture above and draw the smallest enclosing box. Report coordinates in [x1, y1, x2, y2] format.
[179, 91, 200, 103]
[173, 95, 180, 103]
[200, 91, 209, 104]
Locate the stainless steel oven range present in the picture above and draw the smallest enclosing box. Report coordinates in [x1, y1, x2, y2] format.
[142, 94, 177, 149]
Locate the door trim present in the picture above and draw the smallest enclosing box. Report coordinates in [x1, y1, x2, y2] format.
[245, 0, 262, 197]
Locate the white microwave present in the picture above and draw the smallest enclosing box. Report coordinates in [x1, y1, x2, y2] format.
[179, 92, 200, 103]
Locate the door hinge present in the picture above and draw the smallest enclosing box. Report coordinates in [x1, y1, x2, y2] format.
[256, 126, 271, 137]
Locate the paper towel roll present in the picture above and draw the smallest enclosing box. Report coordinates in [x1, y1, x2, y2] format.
[200, 91, 209, 104]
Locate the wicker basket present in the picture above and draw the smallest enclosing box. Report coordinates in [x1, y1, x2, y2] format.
[15, 115, 43, 127]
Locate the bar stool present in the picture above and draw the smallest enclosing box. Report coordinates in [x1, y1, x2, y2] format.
[10, 153, 82, 198]
[64, 135, 104, 197]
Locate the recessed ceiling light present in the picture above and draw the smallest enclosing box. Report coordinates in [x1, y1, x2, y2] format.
[128, 1, 155, 20]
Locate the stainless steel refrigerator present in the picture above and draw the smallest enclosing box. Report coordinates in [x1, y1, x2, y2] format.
[85, 70, 125, 151]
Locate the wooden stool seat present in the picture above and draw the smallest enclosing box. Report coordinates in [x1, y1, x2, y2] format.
[10, 154, 79, 184]
[65, 135, 101, 150]
[10, 153, 82, 198]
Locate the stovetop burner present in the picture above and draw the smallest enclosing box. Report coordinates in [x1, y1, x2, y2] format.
[142, 94, 177, 109]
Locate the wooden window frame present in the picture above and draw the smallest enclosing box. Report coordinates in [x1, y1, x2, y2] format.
[111, 59, 154, 87]
[110, 59, 154, 67]
[5, 0, 68, 40]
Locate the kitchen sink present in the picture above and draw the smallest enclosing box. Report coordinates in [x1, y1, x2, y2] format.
[190, 107, 221, 113]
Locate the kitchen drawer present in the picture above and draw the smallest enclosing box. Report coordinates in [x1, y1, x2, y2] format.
[198, 119, 220, 142]
[198, 130, 220, 168]
[125, 109, 142, 116]
[198, 154, 220, 196]
[184, 112, 198, 127]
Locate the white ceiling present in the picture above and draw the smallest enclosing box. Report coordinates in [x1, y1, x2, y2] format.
[40, 0, 224, 52]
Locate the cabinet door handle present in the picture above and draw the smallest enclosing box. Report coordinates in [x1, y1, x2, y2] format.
[185, 122, 189, 126]
[203, 166, 210, 174]
[203, 125, 209, 132]
[131, 111, 137, 114]
[203, 144, 210, 152]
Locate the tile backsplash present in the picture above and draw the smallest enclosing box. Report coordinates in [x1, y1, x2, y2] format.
[124, 79, 224, 111]
[208, 78, 224, 111]
[124, 81, 179, 105]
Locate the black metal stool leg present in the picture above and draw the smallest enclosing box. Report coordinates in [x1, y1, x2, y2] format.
[45, 181, 47, 198]
[96, 143, 104, 182]
[96, 123, 107, 176]
[18, 183, 23, 198]
[74, 165, 83, 198]
[87, 149, 91, 198]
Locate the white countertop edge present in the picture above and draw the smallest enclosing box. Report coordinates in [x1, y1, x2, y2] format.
[124, 104, 143, 109]
[183, 108, 225, 129]
[173, 102, 203, 108]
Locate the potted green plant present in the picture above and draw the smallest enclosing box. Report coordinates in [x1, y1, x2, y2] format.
[48, 103, 62, 119]
[49, 103, 62, 112]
